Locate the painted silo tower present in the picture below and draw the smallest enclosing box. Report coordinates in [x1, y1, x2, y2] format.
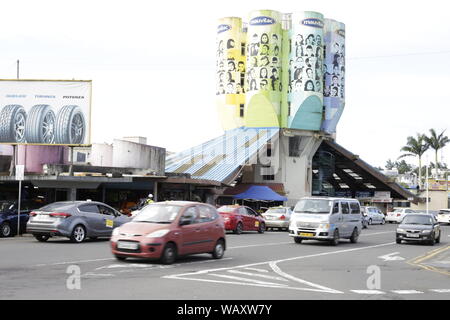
[216, 9, 345, 135]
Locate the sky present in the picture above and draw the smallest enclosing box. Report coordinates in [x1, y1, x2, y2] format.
[1, 0, 449, 169]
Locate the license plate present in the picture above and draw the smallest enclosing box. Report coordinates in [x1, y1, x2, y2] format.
[406, 233, 420, 238]
[299, 232, 314, 237]
[117, 241, 139, 250]
[34, 214, 50, 221]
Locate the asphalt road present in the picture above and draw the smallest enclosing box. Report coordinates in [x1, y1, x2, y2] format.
[1, 223, 449, 300]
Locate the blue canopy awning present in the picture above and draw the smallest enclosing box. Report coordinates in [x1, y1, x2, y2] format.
[233, 185, 287, 201]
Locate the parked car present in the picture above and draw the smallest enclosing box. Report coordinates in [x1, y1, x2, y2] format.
[110, 201, 226, 264]
[262, 206, 292, 231]
[217, 205, 266, 234]
[396, 213, 441, 245]
[437, 209, 450, 225]
[26, 201, 131, 243]
[361, 206, 385, 225]
[0, 200, 46, 237]
[289, 197, 362, 246]
[386, 208, 416, 224]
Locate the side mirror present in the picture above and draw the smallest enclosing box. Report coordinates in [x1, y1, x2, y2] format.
[179, 217, 191, 226]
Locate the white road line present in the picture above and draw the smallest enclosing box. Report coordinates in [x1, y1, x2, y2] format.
[430, 289, 450, 293]
[228, 242, 291, 249]
[33, 258, 114, 267]
[227, 269, 289, 282]
[164, 242, 395, 278]
[244, 267, 269, 273]
[351, 290, 385, 295]
[269, 262, 343, 294]
[209, 273, 288, 287]
[82, 273, 114, 277]
[391, 290, 423, 294]
[360, 231, 394, 236]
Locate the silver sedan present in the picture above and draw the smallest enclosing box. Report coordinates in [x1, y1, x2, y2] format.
[26, 201, 131, 243]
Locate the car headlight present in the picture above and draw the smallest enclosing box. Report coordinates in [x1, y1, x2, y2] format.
[397, 228, 405, 233]
[421, 230, 432, 234]
[146, 229, 170, 238]
[112, 228, 120, 236]
[318, 223, 330, 229]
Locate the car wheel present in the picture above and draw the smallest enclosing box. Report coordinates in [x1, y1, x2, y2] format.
[258, 222, 265, 234]
[25, 104, 56, 143]
[368, 218, 372, 225]
[114, 255, 126, 261]
[0, 105, 27, 143]
[212, 239, 225, 259]
[233, 222, 243, 235]
[350, 228, 359, 243]
[381, 218, 385, 225]
[0, 222, 12, 237]
[161, 243, 177, 265]
[34, 234, 50, 242]
[70, 225, 86, 243]
[396, 238, 402, 244]
[55, 105, 86, 144]
[294, 237, 302, 244]
[330, 229, 339, 246]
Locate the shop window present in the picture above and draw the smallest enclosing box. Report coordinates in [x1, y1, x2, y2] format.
[240, 104, 244, 117]
[289, 136, 301, 157]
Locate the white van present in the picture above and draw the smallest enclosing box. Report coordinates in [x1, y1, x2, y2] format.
[289, 197, 362, 246]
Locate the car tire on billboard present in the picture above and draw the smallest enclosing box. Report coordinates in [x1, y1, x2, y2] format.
[24, 104, 56, 144]
[55, 105, 86, 144]
[0, 104, 27, 143]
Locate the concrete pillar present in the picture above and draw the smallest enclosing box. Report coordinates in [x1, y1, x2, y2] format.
[68, 188, 77, 201]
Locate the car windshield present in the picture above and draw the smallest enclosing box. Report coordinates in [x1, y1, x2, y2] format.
[133, 204, 182, 223]
[392, 209, 403, 213]
[265, 208, 285, 214]
[0, 201, 15, 211]
[402, 215, 433, 225]
[218, 206, 238, 213]
[439, 210, 450, 215]
[294, 199, 331, 214]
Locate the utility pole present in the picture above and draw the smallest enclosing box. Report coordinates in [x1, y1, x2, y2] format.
[17, 60, 20, 79]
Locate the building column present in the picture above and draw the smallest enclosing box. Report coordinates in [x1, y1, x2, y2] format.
[68, 188, 77, 201]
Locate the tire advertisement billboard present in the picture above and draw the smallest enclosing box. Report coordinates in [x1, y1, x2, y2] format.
[0, 80, 91, 146]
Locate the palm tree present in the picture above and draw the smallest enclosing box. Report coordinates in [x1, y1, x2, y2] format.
[398, 133, 429, 189]
[424, 129, 449, 177]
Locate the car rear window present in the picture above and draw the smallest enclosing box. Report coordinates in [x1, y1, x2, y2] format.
[38, 202, 75, 211]
[266, 208, 285, 214]
[218, 206, 238, 213]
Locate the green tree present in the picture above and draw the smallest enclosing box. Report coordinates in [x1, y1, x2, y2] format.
[385, 159, 396, 170]
[396, 160, 413, 174]
[398, 133, 429, 188]
[424, 129, 449, 177]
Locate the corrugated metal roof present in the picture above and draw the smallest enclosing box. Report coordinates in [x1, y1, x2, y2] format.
[166, 127, 279, 183]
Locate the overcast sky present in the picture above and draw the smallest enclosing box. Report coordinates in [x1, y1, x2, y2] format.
[1, 0, 449, 169]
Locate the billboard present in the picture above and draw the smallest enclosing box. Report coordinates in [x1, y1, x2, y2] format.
[321, 19, 345, 134]
[244, 9, 282, 128]
[287, 11, 324, 131]
[216, 17, 246, 131]
[0, 80, 91, 145]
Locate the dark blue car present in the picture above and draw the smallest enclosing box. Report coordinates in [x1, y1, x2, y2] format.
[0, 200, 45, 237]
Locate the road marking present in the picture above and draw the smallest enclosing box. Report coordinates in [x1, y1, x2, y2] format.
[227, 269, 289, 282]
[360, 231, 394, 236]
[164, 242, 395, 294]
[33, 258, 114, 267]
[82, 272, 114, 278]
[244, 267, 269, 273]
[430, 289, 450, 293]
[209, 274, 289, 287]
[228, 242, 291, 249]
[391, 290, 423, 294]
[351, 290, 385, 295]
[408, 245, 450, 276]
[269, 261, 343, 294]
[378, 252, 405, 261]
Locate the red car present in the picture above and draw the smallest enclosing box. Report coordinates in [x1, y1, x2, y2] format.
[217, 205, 266, 234]
[110, 201, 226, 264]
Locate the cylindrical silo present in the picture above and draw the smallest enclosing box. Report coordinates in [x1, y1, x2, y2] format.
[244, 9, 282, 128]
[287, 11, 324, 131]
[216, 17, 246, 131]
[321, 19, 345, 134]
